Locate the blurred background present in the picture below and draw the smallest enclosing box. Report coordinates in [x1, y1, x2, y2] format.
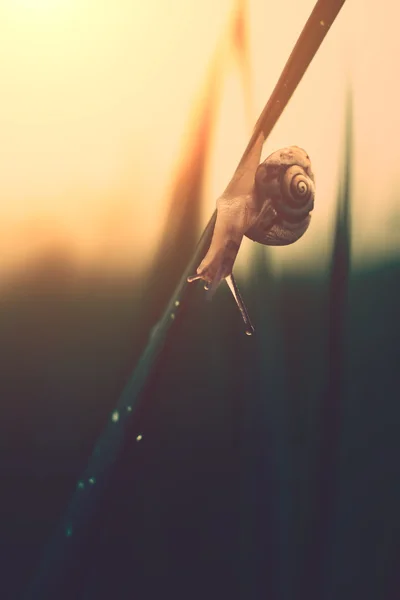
[0, 0, 399, 599]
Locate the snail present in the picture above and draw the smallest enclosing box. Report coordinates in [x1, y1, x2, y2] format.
[188, 134, 315, 335]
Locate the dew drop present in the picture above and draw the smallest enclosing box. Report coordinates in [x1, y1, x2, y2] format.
[170, 313, 175, 320]
[88, 477, 96, 485]
[136, 434, 143, 442]
[77, 480, 85, 490]
[150, 323, 161, 339]
[127, 406, 132, 413]
[320, 20, 325, 26]
[174, 300, 180, 307]
[111, 410, 120, 423]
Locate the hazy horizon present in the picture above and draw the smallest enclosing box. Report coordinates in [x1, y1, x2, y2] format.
[1, 0, 399, 282]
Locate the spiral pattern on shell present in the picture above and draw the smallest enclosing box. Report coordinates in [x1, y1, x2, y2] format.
[289, 171, 310, 203]
[253, 146, 315, 223]
[276, 164, 315, 220]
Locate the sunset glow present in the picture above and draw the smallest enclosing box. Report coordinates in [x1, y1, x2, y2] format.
[0, 0, 398, 280]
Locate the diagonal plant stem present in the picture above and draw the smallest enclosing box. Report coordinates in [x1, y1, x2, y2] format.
[190, 0, 347, 325]
[24, 1, 347, 597]
[225, 0, 347, 195]
[238, 0, 347, 164]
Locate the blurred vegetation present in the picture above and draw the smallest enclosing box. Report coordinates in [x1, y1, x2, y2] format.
[2, 1, 400, 599]
[1, 231, 399, 600]
[2, 132, 400, 600]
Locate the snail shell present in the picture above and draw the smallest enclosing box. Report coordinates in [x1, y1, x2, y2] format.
[245, 146, 315, 246]
[187, 145, 316, 334]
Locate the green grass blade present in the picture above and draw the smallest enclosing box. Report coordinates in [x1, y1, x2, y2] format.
[22, 212, 217, 600]
[23, 2, 348, 597]
[304, 90, 352, 598]
[234, 248, 289, 597]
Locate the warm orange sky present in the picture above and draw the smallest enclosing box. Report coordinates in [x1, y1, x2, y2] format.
[0, 0, 399, 279]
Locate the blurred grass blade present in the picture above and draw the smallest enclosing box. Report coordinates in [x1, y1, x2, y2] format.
[23, 46, 223, 600]
[143, 51, 223, 326]
[230, 0, 253, 123]
[24, 2, 348, 597]
[234, 247, 288, 598]
[305, 90, 352, 598]
[146, 0, 252, 325]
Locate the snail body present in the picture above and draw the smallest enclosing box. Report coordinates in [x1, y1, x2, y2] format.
[188, 144, 315, 334]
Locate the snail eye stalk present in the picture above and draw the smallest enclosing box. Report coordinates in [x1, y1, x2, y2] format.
[225, 274, 254, 336]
